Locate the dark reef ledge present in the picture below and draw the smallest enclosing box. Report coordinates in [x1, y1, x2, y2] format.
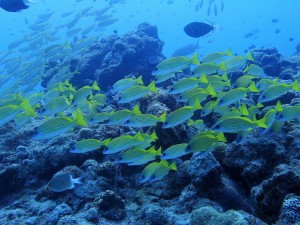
[70, 22, 164, 91]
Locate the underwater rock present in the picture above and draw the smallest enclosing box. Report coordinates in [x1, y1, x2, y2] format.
[252, 48, 282, 77]
[277, 194, 300, 225]
[189, 206, 260, 225]
[251, 163, 300, 224]
[94, 190, 126, 221]
[70, 23, 164, 91]
[187, 152, 222, 189]
[49, 203, 73, 224]
[141, 205, 169, 225]
[222, 134, 285, 189]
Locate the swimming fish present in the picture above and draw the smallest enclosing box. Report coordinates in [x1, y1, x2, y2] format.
[123, 112, 166, 128]
[161, 143, 188, 160]
[122, 146, 162, 165]
[139, 160, 176, 183]
[276, 105, 300, 122]
[33, 108, 87, 140]
[243, 64, 267, 78]
[128, 147, 162, 166]
[185, 132, 226, 153]
[70, 138, 110, 154]
[72, 81, 100, 106]
[149, 160, 177, 182]
[111, 76, 143, 94]
[217, 81, 259, 106]
[211, 116, 267, 133]
[162, 99, 202, 128]
[103, 131, 145, 154]
[184, 22, 214, 38]
[152, 52, 200, 76]
[258, 80, 300, 103]
[169, 77, 208, 94]
[106, 105, 141, 125]
[202, 48, 233, 64]
[117, 81, 158, 104]
[0, 98, 36, 126]
[47, 174, 83, 192]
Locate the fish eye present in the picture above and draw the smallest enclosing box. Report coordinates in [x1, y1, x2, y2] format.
[41, 108, 46, 112]
[125, 120, 130, 123]
[215, 125, 221, 129]
[118, 96, 121, 100]
[104, 147, 108, 151]
[220, 99, 223, 103]
[141, 175, 145, 179]
[163, 152, 166, 156]
[279, 114, 283, 119]
[262, 95, 265, 99]
[90, 118, 94, 121]
[186, 145, 191, 150]
[74, 104, 77, 108]
[150, 175, 155, 180]
[154, 67, 158, 71]
[191, 72, 195, 75]
[164, 121, 168, 125]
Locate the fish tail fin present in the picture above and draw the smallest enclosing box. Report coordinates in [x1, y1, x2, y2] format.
[150, 131, 158, 140]
[147, 81, 158, 93]
[219, 61, 227, 72]
[255, 116, 268, 129]
[156, 147, 162, 156]
[134, 131, 145, 142]
[136, 75, 144, 85]
[73, 108, 87, 126]
[275, 100, 283, 112]
[169, 161, 177, 171]
[224, 79, 231, 87]
[91, 81, 100, 91]
[226, 48, 233, 56]
[216, 132, 227, 142]
[199, 74, 209, 84]
[188, 119, 194, 126]
[193, 98, 202, 110]
[245, 51, 255, 61]
[131, 104, 141, 114]
[20, 98, 37, 116]
[73, 176, 83, 185]
[291, 80, 300, 92]
[239, 103, 249, 116]
[247, 81, 259, 93]
[206, 84, 217, 97]
[101, 138, 111, 146]
[220, 73, 229, 81]
[189, 52, 201, 65]
[159, 112, 167, 122]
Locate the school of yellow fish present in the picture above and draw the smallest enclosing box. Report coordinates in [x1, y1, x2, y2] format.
[1, 48, 300, 183]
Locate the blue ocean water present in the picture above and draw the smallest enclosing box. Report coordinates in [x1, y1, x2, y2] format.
[0, 0, 299, 58]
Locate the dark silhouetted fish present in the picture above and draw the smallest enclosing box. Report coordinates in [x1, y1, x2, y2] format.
[221, 0, 224, 11]
[207, 6, 211, 16]
[171, 41, 200, 57]
[275, 29, 281, 34]
[214, 3, 217, 16]
[184, 22, 214, 38]
[272, 19, 279, 23]
[200, 0, 203, 8]
[0, 0, 32, 12]
[244, 32, 254, 38]
[289, 37, 294, 41]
